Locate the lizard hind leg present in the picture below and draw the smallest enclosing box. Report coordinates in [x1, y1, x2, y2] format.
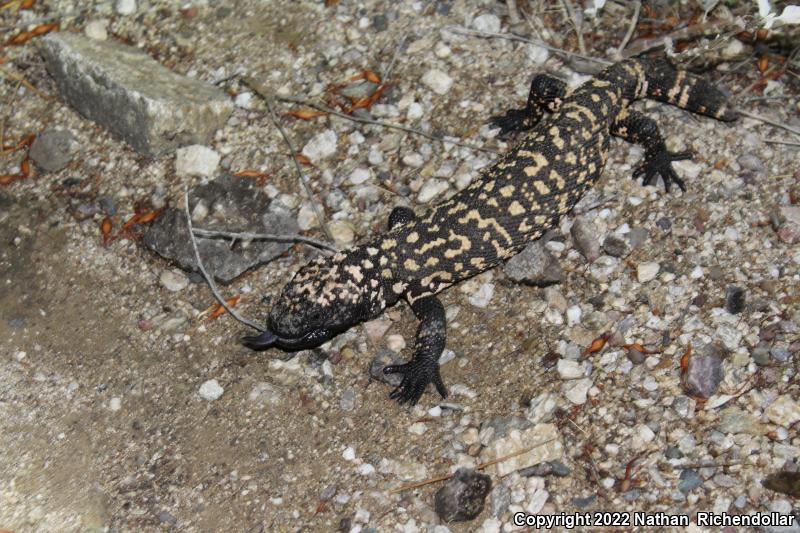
[382, 294, 448, 405]
[489, 74, 568, 139]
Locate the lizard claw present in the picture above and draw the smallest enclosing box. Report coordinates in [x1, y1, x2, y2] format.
[633, 150, 692, 193]
[488, 107, 541, 139]
[383, 359, 448, 406]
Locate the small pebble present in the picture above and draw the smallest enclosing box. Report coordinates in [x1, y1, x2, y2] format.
[417, 179, 449, 203]
[434, 468, 492, 522]
[571, 217, 601, 262]
[472, 13, 501, 33]
[301, 129, 337, 163]
[84, 19, 108, 40]
[422, 69, 453, 95]
[198, 379, 224, 401]
[159, 269, 189, 292]
[637, 262, 660, 283]
[468, 283, 494, 308]
[175, 145, 219, 177]
[115, 0, 136, 15]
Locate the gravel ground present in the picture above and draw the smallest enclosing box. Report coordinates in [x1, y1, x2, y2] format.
[1, 1, 799, 532]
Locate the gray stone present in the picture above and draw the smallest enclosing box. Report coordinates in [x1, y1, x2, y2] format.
[678, 469, 702, 493]
[29, 129, 78, 172]
[602, 233, 631, 258]
[681, 344, 724, 398]
[725, 285, 746, 314]
[504, 241, 563, 286]
[752, 346, 771, 366]
[143, 174, 297, 283]
[40, 33, 232, 155]
[434, 468, 492, 522]
[571, 216, 600, 262]
[489, 483, 510, 518]
[369, 350, 404, 387]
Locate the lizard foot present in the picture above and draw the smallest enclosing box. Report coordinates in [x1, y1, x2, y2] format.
[383, 359, 448, 406]
[633, 150, 693, 193]
[488, 107, 540, 139]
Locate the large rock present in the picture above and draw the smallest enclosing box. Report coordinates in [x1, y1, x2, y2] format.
[40, 33, 232, 155]
[144, 174, 297, 283]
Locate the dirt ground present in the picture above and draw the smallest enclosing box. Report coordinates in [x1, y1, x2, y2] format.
[1, 1, 799, 532]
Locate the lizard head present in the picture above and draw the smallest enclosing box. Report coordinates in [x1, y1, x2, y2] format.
[243, 249, 385, 351]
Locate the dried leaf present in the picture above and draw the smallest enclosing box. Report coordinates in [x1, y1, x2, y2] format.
[234, 169, 266, 178]
[679, 343, 692, 374]
[286, 109, 327, 120]
[583, 332, 610, 356]
[364, 70, 381, 84]
[758, 55, 769, 73]
[20, 157, 30, 177]
[294, 154, 312, 166]
[207, 295, 241, 321]
[100, 216, 113, 245]
[135, 209, 162, 225]
[0, 174, 19, 185]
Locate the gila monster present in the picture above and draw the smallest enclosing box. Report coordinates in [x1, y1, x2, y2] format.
[244, 57, 737, 405]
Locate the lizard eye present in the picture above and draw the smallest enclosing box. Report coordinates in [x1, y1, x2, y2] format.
[309, 311, 323, 323]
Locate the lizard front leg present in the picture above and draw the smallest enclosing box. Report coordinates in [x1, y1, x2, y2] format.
[383, 294, 448, 405]
[489, 74, 568, 138]
[611, 108, 692, 193]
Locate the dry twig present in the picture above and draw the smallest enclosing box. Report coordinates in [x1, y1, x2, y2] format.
[559, 0, 586, 54]
[739, 109, 800, 138]
[615, 1, 641, 58]
[260, 94, 335, 243]
[183, 189, 265, 333]
[192, 227, 338, 253]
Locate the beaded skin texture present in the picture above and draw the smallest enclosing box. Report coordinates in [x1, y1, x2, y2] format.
[244, 57, 737, 406]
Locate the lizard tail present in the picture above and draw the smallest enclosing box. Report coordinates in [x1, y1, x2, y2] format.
[637, 58, 738, 122]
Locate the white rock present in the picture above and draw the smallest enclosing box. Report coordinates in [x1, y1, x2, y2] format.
[417, 179, 449, 203]
[557, 359, 585, 379]
[328, 220, 355, 246]
[564, 378, 592, 404]
[721, 38, 744, 59]
[526, 44, 549, 65]
[363, 318, 391, 341]
[468, 282, 494, 308]
[160, 269, 189, 292]
[387, 334, 406, 352]
[632, 424, 656, 450]
[690, 265, 704, 279]
[108, 397, 121, 411]
[402, 152, 425, 168]
[356, 463, 375, 476]
[407, 102, 424, 121]
[421, 69, 453, 95]
[115, 0, 136, 15]
[234, 92, 253, 109]
[349, 167, 371, 185]
[175, 145, 220, 177]
[198, 379, 224, 401]
[84, 20, 108, 41]
[473, 13, 501, 33]
[637, 261, 660, 282]
[566, 305, 582, 326]
[765, 395, 800, 427]
[342, 446, 356, 461]
[408, 422, 428, 435]
[301, 129, 337, 163]
[297, 203, 319, 231]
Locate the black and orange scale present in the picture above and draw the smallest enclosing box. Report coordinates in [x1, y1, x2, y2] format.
[244, 57, 737, 406]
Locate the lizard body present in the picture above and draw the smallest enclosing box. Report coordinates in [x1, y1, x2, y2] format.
[245, 57, 736, 405]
